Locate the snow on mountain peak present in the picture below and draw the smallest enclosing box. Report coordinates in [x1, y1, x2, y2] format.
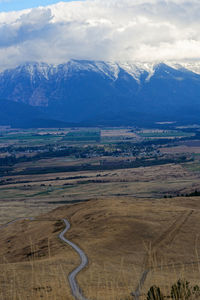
[14, 62, 55, 81]
[166, 61, 200, 75]
[117, 62, 155, 82]
[64, 60, 156, 82]
[2, 60, 200, 84]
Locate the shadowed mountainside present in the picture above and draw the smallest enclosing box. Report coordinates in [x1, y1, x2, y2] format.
[1, 60, 200, 127]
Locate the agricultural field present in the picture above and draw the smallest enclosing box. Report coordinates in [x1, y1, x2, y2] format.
[64, 130, 101, 142]
[137, 129, 194, 139]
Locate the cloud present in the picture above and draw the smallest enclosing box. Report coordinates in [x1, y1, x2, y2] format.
[0, 0, 200, 70]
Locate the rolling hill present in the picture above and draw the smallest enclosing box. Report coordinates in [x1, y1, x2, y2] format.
[0, 196, 200, 299]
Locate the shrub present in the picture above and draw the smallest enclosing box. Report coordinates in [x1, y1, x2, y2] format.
[192, 285, 200, 298]
[147, 286, 164, 300]
[171, 279, 191, 300]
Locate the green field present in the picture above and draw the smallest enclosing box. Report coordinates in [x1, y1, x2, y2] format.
[0, 133, 63, 141]
[0, 133, 64, 147]
[183, 160, 200, 172]
[64, 130, 100, 142]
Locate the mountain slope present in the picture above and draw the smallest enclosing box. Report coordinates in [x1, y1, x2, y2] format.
[0, 60, 200, 127]
[0, 99, 43, 127]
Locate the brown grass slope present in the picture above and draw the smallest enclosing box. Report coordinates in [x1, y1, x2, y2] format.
[0, 196, 200, 299]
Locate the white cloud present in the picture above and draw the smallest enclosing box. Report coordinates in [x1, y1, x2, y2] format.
[0, 0, 200, 70]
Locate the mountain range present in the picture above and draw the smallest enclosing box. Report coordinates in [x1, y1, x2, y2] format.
[1, 60, 200, 127]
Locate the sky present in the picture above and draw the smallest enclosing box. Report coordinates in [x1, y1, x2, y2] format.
[0, 0, 71, 12]
[0, 0, 199, 70]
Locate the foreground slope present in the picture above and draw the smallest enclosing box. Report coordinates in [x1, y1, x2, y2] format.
[0, 197, 200, 299]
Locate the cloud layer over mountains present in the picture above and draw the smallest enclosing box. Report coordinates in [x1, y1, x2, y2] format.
[0, 0, 199, 70]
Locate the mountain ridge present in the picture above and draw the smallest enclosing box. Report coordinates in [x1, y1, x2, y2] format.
[1, 60, 200, 127]
[2, 59, 200, 83]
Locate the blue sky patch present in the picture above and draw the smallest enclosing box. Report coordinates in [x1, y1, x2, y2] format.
[0, 0, 73, 12]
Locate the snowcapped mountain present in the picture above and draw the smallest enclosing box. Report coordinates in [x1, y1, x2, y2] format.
[0, 60, 156, 84]
[1, 60, 200, 127]
[4, 59, 200, 82]
[167, 61, 200, 75]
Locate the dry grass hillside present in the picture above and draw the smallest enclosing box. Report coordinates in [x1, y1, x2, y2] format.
[0, 196, 200, 299]
[1, 162, 200, 225]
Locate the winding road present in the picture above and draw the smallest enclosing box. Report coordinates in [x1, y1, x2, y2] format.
[59, 218, 89, 300]
[0, 217, 89, 300]
[0, 209, 196, 300]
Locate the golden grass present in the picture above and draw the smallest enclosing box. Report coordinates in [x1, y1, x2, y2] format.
[0, 258, 75, 300]
[1, 195, 200, 299]
[1, 162, 200, 224]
